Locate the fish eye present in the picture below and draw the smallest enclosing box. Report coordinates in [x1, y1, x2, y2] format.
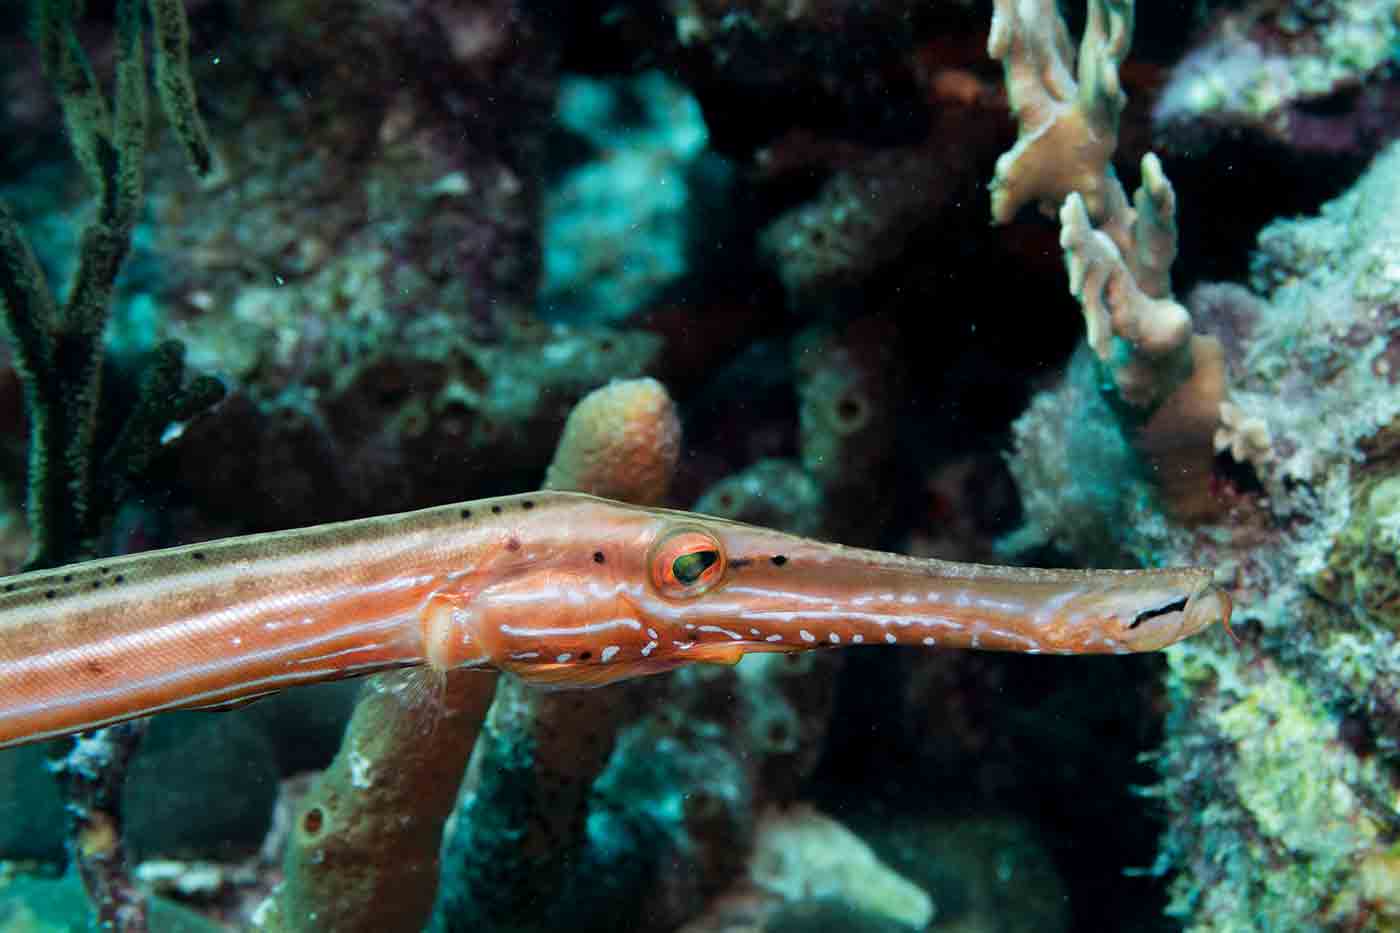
[649, 527, 726, 599]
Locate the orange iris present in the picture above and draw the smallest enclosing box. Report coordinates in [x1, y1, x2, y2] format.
[648, 527, 726, 599]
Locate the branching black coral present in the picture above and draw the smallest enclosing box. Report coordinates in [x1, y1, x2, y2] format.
[0, 0, 221, 569]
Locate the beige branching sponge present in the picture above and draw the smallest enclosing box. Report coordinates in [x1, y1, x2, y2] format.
[1060, 177, 1191, 409]
[988, 0, 1133, 225]
[989, 0, 1228, 519]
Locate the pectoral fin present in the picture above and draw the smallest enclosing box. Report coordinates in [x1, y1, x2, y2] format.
[689, 643, 747, 666]
[508, 658, 681, 689]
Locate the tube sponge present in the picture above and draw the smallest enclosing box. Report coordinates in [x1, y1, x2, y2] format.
[544, 377, 682, 503]
[431, 377, 684, 930]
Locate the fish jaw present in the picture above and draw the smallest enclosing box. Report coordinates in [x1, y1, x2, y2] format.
[1116, 579, 1231, 652]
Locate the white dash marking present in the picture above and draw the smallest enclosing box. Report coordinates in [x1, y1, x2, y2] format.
[647, 628, 659, 640]
[828, 633, 840, 644]
[641, 641, 657, 657]
[766, 634, 783, 643]
[556, 653, 572, 663]
[884, 633, 896, 644]
[986, 628, 1043, 651]
[852, 634, 864, 644]
[799, 629, 816, 643]
[601, 645, 620, 663]
[922, 636, 935, 646]
[511, 651, 540, 660]
[501, 618, 642, 638]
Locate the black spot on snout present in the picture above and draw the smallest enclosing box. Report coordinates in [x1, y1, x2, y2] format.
[1129, 597, 1187, 629]
[593, 551, 605, 564]
[771, 555, 788, 567]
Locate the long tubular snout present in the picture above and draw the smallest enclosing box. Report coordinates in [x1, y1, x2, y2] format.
[683, 527, 1229, 656]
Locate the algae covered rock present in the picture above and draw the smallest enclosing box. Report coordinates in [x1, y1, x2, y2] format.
[1008, 139, 1400, 929]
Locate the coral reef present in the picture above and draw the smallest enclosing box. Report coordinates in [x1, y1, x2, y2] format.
[540, 73, 731, 324]
[1148, 141, 1400, 931]
[1007, 95, 1400, 933]
[7, 0, 1400, 930]
[985, 1, 1400, 928]
[990, 0, 1228, 521]
[761, 147, 952, 307]
[698, 313, 901, 546]
[1153, 0, 1400, 157]
[128, 0, 669, 533]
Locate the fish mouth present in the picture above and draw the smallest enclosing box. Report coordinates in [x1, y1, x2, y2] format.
[1121, 583, 1232, 651]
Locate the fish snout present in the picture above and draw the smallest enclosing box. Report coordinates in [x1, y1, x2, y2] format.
[1120, 582, 1231, 652]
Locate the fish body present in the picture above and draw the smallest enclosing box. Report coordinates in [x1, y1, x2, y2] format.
[0, 491, 1228, 749]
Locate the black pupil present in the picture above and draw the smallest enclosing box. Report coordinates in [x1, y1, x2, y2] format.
[672, 549, 719, 584]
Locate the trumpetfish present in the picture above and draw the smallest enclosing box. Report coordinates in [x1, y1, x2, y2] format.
[0, 491, 1229, 749]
